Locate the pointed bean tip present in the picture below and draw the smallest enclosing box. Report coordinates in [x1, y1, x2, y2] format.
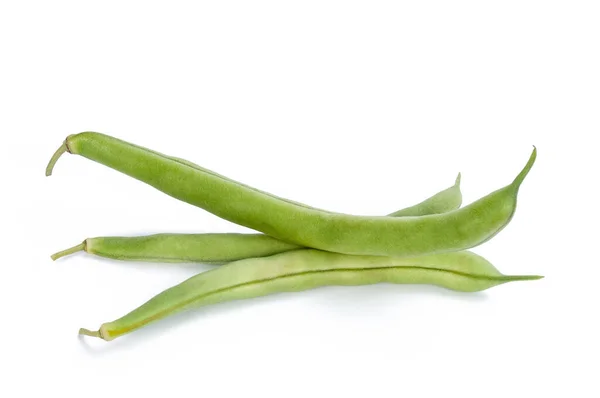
[455, 172, 461, 186]
[511, 146, 537, 189]
[514, 274, 544, 281]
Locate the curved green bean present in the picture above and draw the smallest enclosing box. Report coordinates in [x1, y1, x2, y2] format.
[78, 249, 543, 341]
[51, 175, 462, 263]
[46, 132, 536, 256]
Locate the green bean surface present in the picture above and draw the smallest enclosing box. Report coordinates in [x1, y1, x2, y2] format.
[79, 249, 542, 341]
[46, 132, 536, 257]
[51, 175, 462, 263]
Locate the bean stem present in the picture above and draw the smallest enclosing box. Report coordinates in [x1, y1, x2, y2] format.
[79, 328, 101, 338]
[45, 142, 68, 176]
[51, 242, 85, 261]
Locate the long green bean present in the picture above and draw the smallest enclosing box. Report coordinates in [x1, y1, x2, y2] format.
[79, 249, 542, 341]
[46, 132, 536, 257]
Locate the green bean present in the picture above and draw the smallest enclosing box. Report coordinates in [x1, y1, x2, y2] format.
[51, 175, 462, 263]
[52, 234, 301, 264]
[46, 132, 536, 256]
[78, 249, 542, 341]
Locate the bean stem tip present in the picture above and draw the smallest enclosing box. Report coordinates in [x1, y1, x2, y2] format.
[51, 242, 86, 261]
[507, 274, 544, 281]
[45, 141, 69, 176]
[79, 328, 102, 339]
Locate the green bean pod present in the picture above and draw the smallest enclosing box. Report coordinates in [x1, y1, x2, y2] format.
[79, 249, 543, 341]
[46, 132, 536, 257]
[53, 234, 301, 264]
[51, 175, 462, 263]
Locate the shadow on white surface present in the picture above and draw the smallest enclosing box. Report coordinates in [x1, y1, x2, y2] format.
[306, 283, 491, 307]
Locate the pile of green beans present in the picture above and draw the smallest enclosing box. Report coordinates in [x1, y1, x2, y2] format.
[47, 132, 542, 341]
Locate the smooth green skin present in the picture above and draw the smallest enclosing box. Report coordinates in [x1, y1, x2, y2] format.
[88, 234, 302, 264]
[46, 132, 536, 257]
[52, 175, 462, 263]
[171, 155, 463, 217]
[78, 249, 542, 341]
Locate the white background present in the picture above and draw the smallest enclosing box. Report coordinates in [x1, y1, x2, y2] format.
[1, 1, 598, 397]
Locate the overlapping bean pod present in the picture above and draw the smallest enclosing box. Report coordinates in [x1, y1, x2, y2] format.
[46, 132, 537, 257]
[50, 175, 462, 263]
